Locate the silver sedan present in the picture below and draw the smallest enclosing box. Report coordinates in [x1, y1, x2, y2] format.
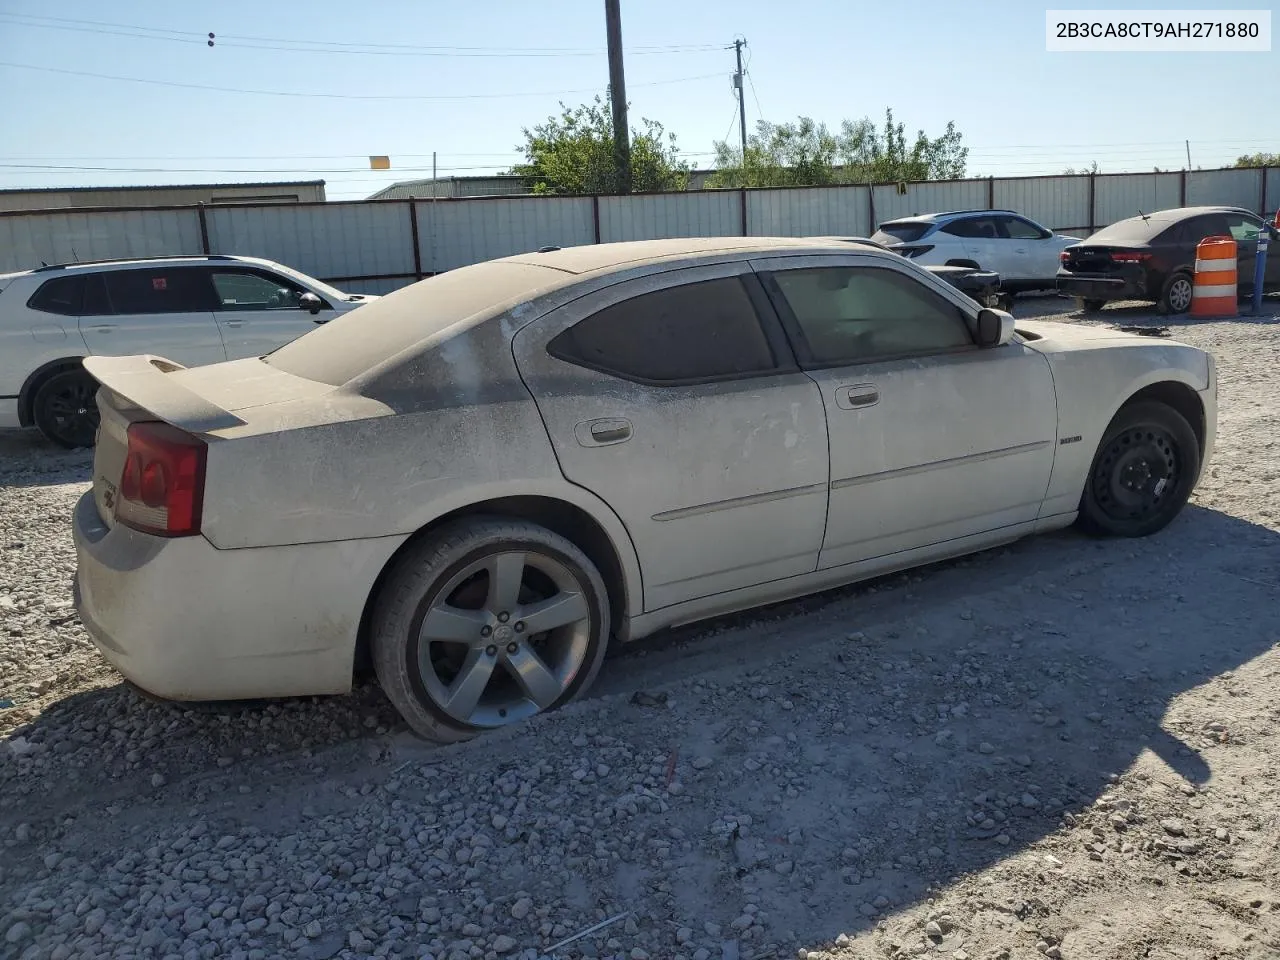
[73, 237, 1216, 741]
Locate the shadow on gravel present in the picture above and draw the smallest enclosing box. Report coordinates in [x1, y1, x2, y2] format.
[0, 430, 92, 489]
[2, 504, 1277, 957]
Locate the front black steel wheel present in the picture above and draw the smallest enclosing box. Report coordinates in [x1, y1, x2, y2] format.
[32, 368, 100, 448]
[1078, 401, 1200, 538]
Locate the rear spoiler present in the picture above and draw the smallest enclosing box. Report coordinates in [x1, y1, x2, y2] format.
[82, 355, 247, 433]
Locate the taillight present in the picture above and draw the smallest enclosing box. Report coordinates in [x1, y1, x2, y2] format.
[1110, 251, 1152, 263]
[1059, 250, 1072, 263]
[898, 244, 935, 258]
[115, 422, 206, 537]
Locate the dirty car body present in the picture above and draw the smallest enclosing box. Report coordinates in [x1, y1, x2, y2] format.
[72, 237, 1217, 741]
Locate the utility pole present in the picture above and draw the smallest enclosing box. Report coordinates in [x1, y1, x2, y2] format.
[604, 0, 631, 193]
[1185, 139, 1192, 170]
[733, 38, 748, 162]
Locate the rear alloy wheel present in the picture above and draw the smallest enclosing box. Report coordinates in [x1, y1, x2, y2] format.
[32, 368, 100, 448]
[1077, 401, 1200, 538]
[371, 518, 610, 743]
[1077, 298, 1106, 313]
[1159, 272, 1194, 315]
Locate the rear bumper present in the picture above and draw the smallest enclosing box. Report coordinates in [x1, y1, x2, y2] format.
[72, 490, 403, 702]
[1055, 273, 1147, 302]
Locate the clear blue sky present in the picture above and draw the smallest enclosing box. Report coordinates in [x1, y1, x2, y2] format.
[1, 0, 1276, 200]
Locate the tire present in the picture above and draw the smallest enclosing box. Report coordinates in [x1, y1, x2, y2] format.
[1077, 298, 1106, 313]
[1077, 401, 1200, 538]
[1158, 272, 1194, 315]
[32, 368, 100, 449]
[371, 517, 611, 743]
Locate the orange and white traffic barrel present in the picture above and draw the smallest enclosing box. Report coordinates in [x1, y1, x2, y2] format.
[1190, 236, 1237, 318]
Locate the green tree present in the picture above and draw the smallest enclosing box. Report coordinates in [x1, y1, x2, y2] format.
[708, 109, 967, 188]
[511, 95, 688, 195]
[1236, 152, 1280, 167]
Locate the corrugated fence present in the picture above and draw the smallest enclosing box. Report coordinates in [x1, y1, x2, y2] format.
[2, 166, 1276, 294]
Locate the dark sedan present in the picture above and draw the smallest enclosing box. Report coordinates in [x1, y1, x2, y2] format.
[1057, 205, 1280, 314]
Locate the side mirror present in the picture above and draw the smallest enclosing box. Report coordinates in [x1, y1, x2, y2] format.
[299, 292, 323, 316]
[976, 308, 1016, 348]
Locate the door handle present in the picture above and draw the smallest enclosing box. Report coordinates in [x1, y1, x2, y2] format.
[222, 319, 243, 328]
[574, 418, 632, 447]
[835, 384, 879, 410]
[87, 324, 115, 333]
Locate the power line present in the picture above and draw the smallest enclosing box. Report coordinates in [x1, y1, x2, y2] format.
[0, 61, 723, 101]
[0, 13, 725, 58]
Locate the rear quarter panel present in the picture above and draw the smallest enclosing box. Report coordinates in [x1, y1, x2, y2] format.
[0, 277, 89, 398]
[1031, 335, 1212, 516]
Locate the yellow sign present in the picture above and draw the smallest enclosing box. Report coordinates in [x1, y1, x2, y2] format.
[369, 156, 391, 170]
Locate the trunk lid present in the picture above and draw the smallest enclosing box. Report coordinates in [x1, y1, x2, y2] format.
[1060, 245, 1144, 275]
[83, 354, 391, 529]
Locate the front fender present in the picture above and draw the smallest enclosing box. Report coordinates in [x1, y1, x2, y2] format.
[1038, 342, 1210, 517]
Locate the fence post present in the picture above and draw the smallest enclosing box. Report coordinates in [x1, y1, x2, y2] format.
[1260, 166, 1268, 217]
[592, 195, 602, 244]
[1179, 169, 1187, 207]
[740, 189, 748, 237]
[196, 203, 210, 254]
[408, 200, 423, 280]
[987, 177, 995, 209]
[867, 183, 876, 236]
[1087, 172, 1096, 231]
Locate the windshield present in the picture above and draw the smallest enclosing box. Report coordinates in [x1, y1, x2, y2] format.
[871, 223, 933, 244]
[266, 262, 356, 302]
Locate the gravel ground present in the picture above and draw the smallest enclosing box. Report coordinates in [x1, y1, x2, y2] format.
[2, 295, 1279, 960]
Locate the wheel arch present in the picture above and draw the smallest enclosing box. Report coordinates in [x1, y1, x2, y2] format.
[1114, 379, 1206, 459]
[352, 492, 642, 679]
[17, 355, 90, 428]
[944, 258, 981, 270]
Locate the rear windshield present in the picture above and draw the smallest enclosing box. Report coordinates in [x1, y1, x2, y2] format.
[1085, 216, 1174, 245]
[263, 261, 564, 386]
[871, 223, 933, 244]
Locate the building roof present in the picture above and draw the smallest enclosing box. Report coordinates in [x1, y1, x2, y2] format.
[0, 180, 326, 197]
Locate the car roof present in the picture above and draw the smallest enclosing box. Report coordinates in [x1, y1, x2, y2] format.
[880, 209, 1020, 226]
[502, 236, 885, 275]
[1112, 205, 1258, 223]
[7, 254, 276, 278]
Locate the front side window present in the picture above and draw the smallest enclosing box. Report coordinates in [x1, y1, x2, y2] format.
[548, 276, 776, 384]
[1224, 213, 1262, 244]
[1000, 216, 1050, 240]
[210, 269, 313, 311]
[770, 266, 973, 366]
[104, 267, 216, 315]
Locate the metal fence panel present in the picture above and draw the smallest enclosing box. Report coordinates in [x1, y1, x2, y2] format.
[994, 177, 1091, 233]
[1187, 168, 1262, 212]
[1093, 174, 1181, 227]
[206, 202, 415, 282]
[872, 179, 989, 224]
[339, 277, 419, 296]
[0, 208, 202, 273]
[746, 186, 870, 237]
[598, 192, 739, 241]
[420, 197, 594, 272]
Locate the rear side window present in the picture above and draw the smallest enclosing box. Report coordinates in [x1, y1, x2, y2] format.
[104, 268, 216, 315]
[941, 217, 1001, 239]
[27, 275, 84, 316]
[871, 223, 933, 244]
[548, 277, 777, 384]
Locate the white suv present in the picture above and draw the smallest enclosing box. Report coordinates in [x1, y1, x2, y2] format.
[0, 255, 378, 447]
[871, 210, 1082, 293]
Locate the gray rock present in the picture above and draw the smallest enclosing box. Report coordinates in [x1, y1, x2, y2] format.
[5, 921, 32, 944]
[1161, 819, 1187, 836]
[493, 934, 517, 954]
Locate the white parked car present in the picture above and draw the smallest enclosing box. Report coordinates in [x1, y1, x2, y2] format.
[73, 238, 1215, 743]
[871, 209, 1083, 293]
[0, 255, 378, 447]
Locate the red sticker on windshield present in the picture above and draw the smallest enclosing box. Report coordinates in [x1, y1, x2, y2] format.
[152, 277, 168, 290]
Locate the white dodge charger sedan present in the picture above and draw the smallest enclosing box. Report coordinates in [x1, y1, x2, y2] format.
[72, 237, 1216, 742]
